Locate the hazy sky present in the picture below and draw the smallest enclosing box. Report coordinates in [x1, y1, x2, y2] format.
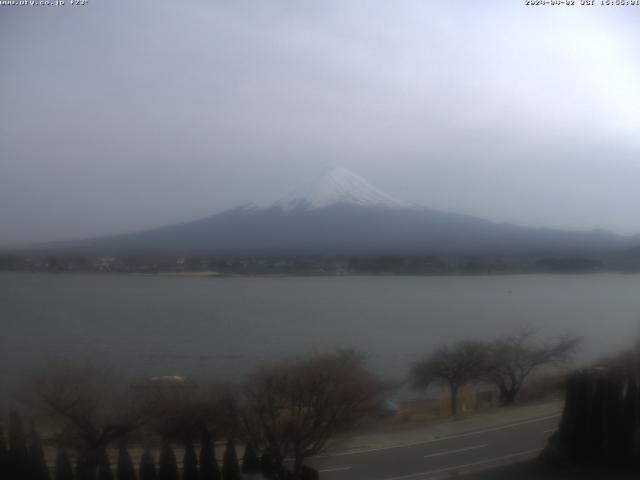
[1, 0, 640, 244]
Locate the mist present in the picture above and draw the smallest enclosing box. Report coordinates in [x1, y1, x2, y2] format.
[2, 1, 640, 245]
[4, 4, 640, 478]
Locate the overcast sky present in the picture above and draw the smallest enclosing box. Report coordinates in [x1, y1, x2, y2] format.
[1, 0, 639, 245]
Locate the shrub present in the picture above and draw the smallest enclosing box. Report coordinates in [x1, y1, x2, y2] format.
[97, 448, 114, 480]
[54, 444, 74, 480]
[116, 444, 136, 480]
[0, 426, 7, 475]
[241, 444, 260, 475]
[182, 437, 198, 480]
[8, 411, 29, 478]
[198, 428, 220, 480]
[221, 440, 239, 480]
[28, 423, 51, 480]
[157, 441, 179, 480]
[139, 447, 157, 480]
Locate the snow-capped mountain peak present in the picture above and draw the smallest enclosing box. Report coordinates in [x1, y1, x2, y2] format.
[265, 167, 410, 211]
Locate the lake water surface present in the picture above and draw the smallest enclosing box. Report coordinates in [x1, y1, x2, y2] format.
[2, 272, 640, 388]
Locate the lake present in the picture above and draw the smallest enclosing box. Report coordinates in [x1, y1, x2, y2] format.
[2, 272, 640, 391]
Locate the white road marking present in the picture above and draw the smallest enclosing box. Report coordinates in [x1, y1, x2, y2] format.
[319, 466, 352, 473]
[319, 413, 560, 458]
[423, 443, 488, 459]
[543, 428, 558, 433]
[423, 414, 560, 443]
[380, 448, 542, 480]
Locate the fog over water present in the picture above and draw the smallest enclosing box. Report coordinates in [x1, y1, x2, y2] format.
[2, 272, 639, 394]
[3, 3, 640, 476]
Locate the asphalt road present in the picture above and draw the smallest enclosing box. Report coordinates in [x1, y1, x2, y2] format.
[309, 414, 561, 480]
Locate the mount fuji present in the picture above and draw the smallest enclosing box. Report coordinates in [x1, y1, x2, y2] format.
[58, 167, 635, 256]
[257, 167, 411, 211]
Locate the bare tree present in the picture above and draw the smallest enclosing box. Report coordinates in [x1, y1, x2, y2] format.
[411, 341, 487, 416]
[484, 327, 581, 405]
[148, 381, 230, 443]
[598, 340, 640, 376]
[235, 351, 382, 479]
[23, 362, 158, 474]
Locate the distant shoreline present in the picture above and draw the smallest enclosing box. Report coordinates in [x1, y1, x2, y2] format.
[2, 270, 640, 278]
[138, 271, 223, 277]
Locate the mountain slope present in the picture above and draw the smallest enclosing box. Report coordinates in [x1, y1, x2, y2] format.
[262, 167, 411, 211]
[58, 167, 636, 256]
